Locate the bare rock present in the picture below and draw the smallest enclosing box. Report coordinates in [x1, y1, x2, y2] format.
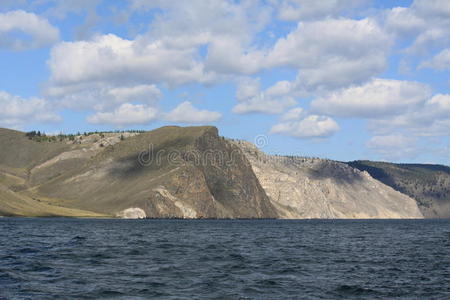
[234, 140, 423, 219]
[116, 207, 146, 219]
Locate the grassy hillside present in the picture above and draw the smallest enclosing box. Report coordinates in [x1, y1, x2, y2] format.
[0, 128, 72, 173]
[0, 181, 106, 217]
[348, 161, 450, 218]
[0, 126, 276, 218]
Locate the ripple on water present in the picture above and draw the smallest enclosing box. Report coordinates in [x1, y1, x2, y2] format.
[0, 219, 449, 299]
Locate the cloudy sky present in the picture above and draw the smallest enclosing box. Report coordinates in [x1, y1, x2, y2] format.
[1, 0, 449, 164]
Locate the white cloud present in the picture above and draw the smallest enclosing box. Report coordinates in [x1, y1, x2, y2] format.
[0, 91, 61, 128]
[46, 10, 393, 116]
[236, 77, 261, 101]
[366, 134, 420, 160]
[311, 78, 431, 118]
[233, 77, 296, 114]
[385, 1, 450, 54]
[44, 1, 275, 116]
[270, 115, 340, 139]
[131, 0, 270, 46]
[87, 103, 159, 127]
[280, 107, 304, 121]
[164, 101, 221, 124]
[48, 34, 212, 88]
[368, 94, 450, 137]
[427, 94, 450, 112]
[419, 49, 450, 70]
[408, 28, 450, 55]
[384, 7, 426, 37]
[267, 18, 390, 91]
[44, 6, 395, 118]
[0, 10, 59, 50]
[108, 85, 161, 104]
[46, 0, 273, 92]
[276, 0, 369, 21]
[204, 37, 266, 75]
[412, 0, 450, 19]
[46, 83, 162, 111]
[233, 96, 296, 115]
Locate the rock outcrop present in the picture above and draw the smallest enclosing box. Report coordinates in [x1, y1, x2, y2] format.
[116, 208, 147, 219]
[234, 140, 423, 219]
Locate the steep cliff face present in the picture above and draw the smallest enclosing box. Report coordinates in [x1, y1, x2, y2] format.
[0, 127, 277, 218]
[348, 161, 450, 218]
[234, 140, 423, 219]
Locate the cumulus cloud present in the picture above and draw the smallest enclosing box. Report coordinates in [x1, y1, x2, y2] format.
[130, 0, 270, 45]
[46, 83, 162, 111]
[87, 103, 159, 127]
[267, 18, 390, 91]
[0, 91, 61, 128]
[412, 0, 450, 20]
[270, 115, 340, 139]
[385, 1, 450, 54]
[276, 0, 369, 21]
[280, 107, 304, 121]
[46, 0, 271, 92]
[233, 77, 296, 114]
[0, 10, 59, 50]
[236, 77, 261, 101]
[384, 7, 426, 37]
[48, 34, 212, 88]
[46, 10, 392, 115]
[233, 97, 296, 115]
[419, 49, 450, 71]
[369, 94, 450, 137]
[204, 37, 267, 75]
[311, 78, 431, 118]
[164, 101, 221, 124]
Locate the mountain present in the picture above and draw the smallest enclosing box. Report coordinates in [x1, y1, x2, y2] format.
[0, 126, 277, 218]
[0, 126, 448, 218]
[348, 161, 450, 218]
[234, 140, 423, 219]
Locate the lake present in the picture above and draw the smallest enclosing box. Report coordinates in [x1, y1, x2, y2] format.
[1, 218, 449, 299]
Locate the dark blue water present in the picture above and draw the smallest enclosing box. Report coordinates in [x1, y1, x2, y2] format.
[0, 219, 449, 299]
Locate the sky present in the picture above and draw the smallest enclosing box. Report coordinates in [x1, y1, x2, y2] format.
[0, 0, 450, 164]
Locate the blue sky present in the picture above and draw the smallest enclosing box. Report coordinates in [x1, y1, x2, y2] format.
[1, 0, 450, 164]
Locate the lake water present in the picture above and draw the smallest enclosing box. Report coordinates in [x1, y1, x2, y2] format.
[1, 219, 449, 299]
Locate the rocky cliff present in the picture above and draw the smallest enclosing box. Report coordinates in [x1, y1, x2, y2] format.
[234, 140, 423, 219]
[348, 161, 450, 218]
[0, 127, 277, 218]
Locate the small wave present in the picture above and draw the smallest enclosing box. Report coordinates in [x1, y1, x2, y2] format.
[335, 284, 378, 296]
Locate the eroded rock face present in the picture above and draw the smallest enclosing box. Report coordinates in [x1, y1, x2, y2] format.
[234, 140, 424, 219]
[116, 208, 146, 219]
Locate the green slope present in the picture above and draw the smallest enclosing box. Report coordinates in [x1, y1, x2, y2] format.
[0, 128, 71, 173]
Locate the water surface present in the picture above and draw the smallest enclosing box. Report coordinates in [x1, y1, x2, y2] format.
[1, 219, 449, 299]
